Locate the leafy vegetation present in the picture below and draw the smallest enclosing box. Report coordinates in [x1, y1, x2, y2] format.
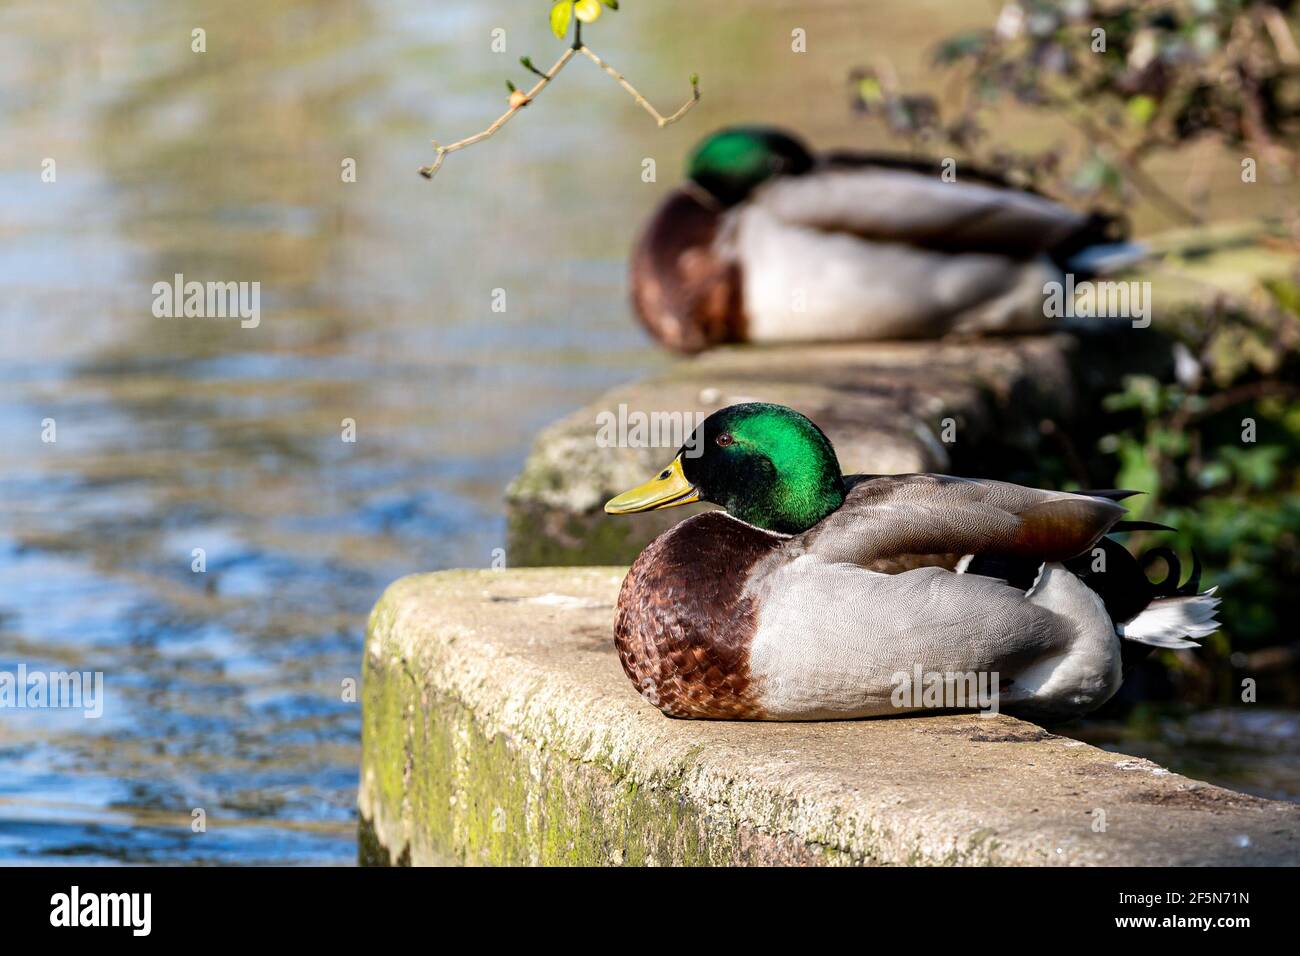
[852, 0, 1300, 222]
[1099, 282, 1300, 701]
[420, 1, 698, 179]
[550, 0, 619, 40]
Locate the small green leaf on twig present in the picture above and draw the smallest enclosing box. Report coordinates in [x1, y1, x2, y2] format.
[420, 28, 701, 181]
[1126, 94, 1157, 126]
[857, 75, 883, 104]
[574, 0, 602, 24]
[689, 72, 699, 88]
[550, 1, 574, 39]
[601, 0, 620, 8]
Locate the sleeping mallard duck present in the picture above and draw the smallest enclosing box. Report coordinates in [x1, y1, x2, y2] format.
[604, 403, 1218, 721]
[631, 127, 1136, 352]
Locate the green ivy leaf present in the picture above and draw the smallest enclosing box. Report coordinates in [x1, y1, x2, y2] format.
[1197, 460, 1230, 489]
[550, 1, 573, 39]
[1262, 277, 1300, 318]
[857, 75, 884, 104]
[1115, 441, 1160, 509]
[1126, 94, 1157, 126]
[932, 31, 987, 66]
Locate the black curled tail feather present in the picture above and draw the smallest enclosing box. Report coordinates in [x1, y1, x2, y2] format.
[1141, 547, 1203, 597]
[1049, 211, 1132, 271]
[1181, 550, 1204, 596]
[1065, 536, 1214, 675]
[1112, 520, 1176, 534]
[1064, 537, 1150, 624]
[1119, 546, 1216, 670]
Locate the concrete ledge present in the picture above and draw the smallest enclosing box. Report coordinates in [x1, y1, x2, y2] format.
[359, 568, 1300, 866]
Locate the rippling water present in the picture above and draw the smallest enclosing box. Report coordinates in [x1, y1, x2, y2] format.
[1, 0, 1292, 865]
[0, 0, 686, 865]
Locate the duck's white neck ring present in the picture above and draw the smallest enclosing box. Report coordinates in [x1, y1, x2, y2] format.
[715, 511, 795, 539]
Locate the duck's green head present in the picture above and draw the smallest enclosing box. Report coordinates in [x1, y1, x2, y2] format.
[604, 403, 845, 535]
[686, 127, 814, 207]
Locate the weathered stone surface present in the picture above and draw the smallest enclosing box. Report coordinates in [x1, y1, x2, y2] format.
[506, 335, 1083, 566]
[359, 568, 1300, 867]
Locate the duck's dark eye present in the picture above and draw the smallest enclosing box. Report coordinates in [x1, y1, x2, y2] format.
[716, 433, 734, 447]
[658, 470, 670, 479]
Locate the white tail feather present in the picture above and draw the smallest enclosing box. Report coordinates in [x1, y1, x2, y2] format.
[1064, 240, 1148, 275]
[1118, 593, 1221, 648]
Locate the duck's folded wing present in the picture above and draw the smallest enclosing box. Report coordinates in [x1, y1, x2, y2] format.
[798, 474, 1126, 573]
[746, 561, 1071, 719]
[752, 165, 1091, 257]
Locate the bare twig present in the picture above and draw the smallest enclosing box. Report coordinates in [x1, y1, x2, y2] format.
[419, 44, 701, 180]
[1168, 380, 1300, 436]
[576, 45, 700, 127]
[419, 47, 576, 179]
[1262, 6, 1300, 65]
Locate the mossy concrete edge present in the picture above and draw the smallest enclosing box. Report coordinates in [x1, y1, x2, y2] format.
[356, 572, 1011, 865]
[358, 568, 1300, 867]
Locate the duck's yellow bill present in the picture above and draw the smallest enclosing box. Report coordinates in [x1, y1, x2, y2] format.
[604, 457, 700, 515]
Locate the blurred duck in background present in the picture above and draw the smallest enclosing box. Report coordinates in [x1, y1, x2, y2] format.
[631, 126, 1140, 353]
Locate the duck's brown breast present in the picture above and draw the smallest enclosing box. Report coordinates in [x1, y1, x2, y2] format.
[629, 189, 743, 353]
[613, 512, 783, 719]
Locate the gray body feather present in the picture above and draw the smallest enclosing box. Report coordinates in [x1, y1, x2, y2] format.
[719, 169, 1096, 341]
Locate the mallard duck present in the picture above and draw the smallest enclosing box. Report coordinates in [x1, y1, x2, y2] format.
[603, 403, 1218, 721]
[631, 127, 1136, 352]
